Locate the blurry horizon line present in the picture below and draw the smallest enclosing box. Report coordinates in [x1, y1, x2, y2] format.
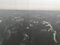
[0, 9, 60, 11]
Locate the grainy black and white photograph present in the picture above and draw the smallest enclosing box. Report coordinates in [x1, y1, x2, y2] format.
[0, 0, 60, 45]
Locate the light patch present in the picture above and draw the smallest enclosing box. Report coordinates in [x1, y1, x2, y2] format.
[33, 21, 39, 24]
[53, 31, 57, 43]
[30, 24, 33, 27]
[26, 27, 30, 29]
[0, 20, 2, 23]
[25, 34, 28, 37]
[33, 21, 36, 23]
[42, 21, 53, 31]
[42, 21, 49, 24]
[14, 17, 24, 22]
